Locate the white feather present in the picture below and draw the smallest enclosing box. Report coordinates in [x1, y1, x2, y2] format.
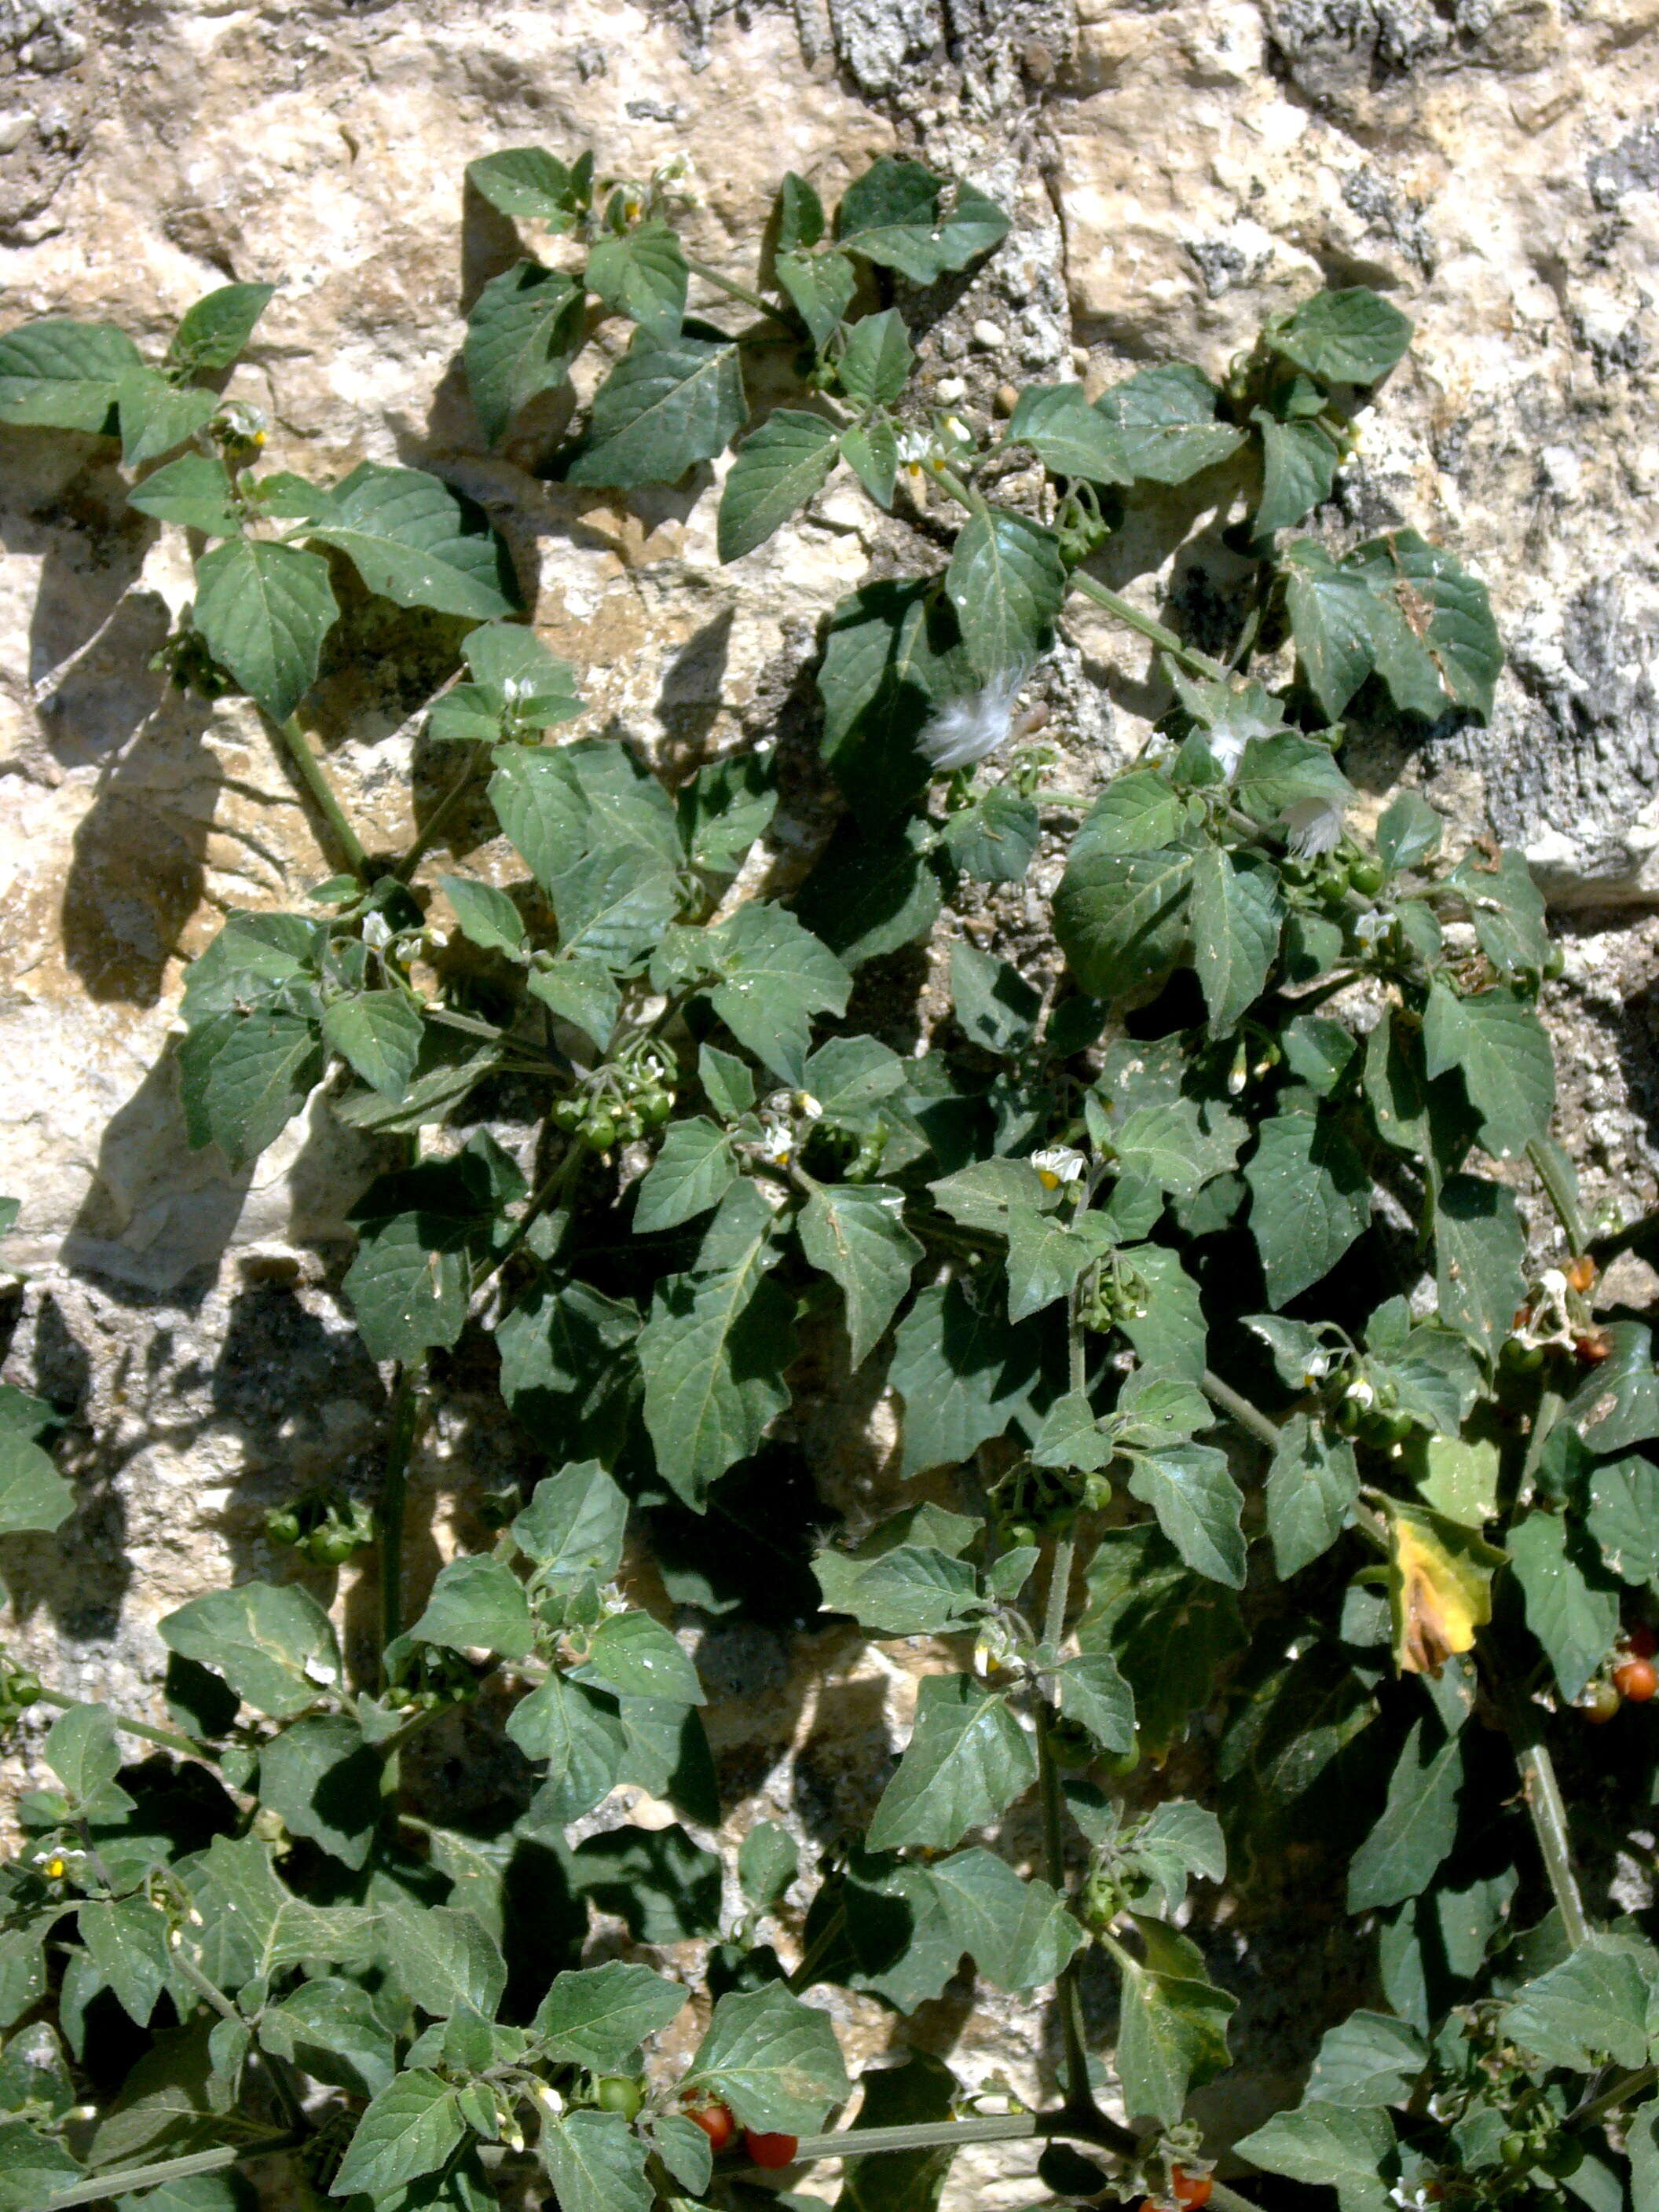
[917, 669, 1028, 773]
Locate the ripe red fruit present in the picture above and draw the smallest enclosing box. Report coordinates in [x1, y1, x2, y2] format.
[1574, 1332, 1613, 1365]
[744, 2130, 799, 2169]
[1624, 1624, 1658, 1660]
[1172, 2170, 1214, 2210]
[684, 2099, 735, 2151]
[1613, 1656, 1658, 1703]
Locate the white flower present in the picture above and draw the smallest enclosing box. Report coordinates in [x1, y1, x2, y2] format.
[895, 427, 936, 468]
[918, 668, 1028, 773]
[361, 910, 394, 952]
[1031, 1147, 1086, 1191]
[756, 1122, 794, 1167]
[1280, 795, 1346, 857]
[1206, 724, 1252, 778]
[1353, 908, 1390, 948]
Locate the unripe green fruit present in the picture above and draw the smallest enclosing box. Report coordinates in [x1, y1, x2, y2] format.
[1348, 858, 1386, 896]
[308, 1527, 361, 1566]
[614, 1108, 643, 1141]
[639, 1090, 673, 1126]
[1500, 2133, 1529, 2168]
[581, 1113, 616, 1152]
[1047, 1719, 1096, 1770]
[1503, 1338, 1545, 1373]
[266, 1509, 302, 1546]
[594, 2076, 643, 2119]
[553, 1098, 584, 1132]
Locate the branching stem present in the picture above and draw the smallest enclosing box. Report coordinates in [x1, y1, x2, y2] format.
[1199, 1368, 1283, 1452]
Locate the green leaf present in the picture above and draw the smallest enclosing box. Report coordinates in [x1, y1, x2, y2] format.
[1423, 983, 1553, 1162]
[260, 1976, 396, 2100]
[1127, 1443, 1247, 1588]
[816, 577, 972, 826]
[939, 786, 1040, 884]
[126, 452, 240, 536]
[1111, 1099, 1243, 1196]
[408, 1555, 535, 1660]
[330, 2071, 465, 2199]
[928, 1849, 1083, 1990]
[651, 2111, 715, 2198]
[794, 816, 943, 965]
[718, 408, 840, 562]
[496, 1282, 640, 1463]
[1265, 1415, 1357, 1577]
[538, 2108, 653, 2212]
[1567, 1323, 1659, 1455]
[167, 281, 276, 373]
[1269, 287, 1412, 386]
[775, 171, 826, 253]
[1507, 1510, 1619, 1702]
[45, 1705, 131, 1822]
[1071, 769, 1188, 861]
[321, 989, 423, 1100]
[305, 461, 517, 619]
[889, 1280, 1041, 1479]
[1125, 1800, 1227, 1914]
[1245, 1109, 1371, 1308]
[178, 1009, 323, 1170]
[1005, 381, 1132, 484]
[867, 1673, 1038, 1852]
[1190, 845, 1280, 1035]
[587, 219, 688, 340]
[1284, 530, 1500, 723]
[466, 146, 586, 225]
[950, 942, 1041, 1055]
[1032, 1393, 1112, 1471]
[0, 319, 139, 430]
[1118, 1244, 1208, 1382]
[255, 1715, 380, 1870]
[804, 1035, 906, 1116]
[840, 309, 914, 410]
[512, 1461, 628, 1585]
[1053, 844, 1193, 1002]
[438, 875, 525, 956]
[1376, 792, 1442, 873]
[185, 1836, 374, 1983]
[944, 507, 1066, 681]
[1091, 362, 1245, 484]
[344, 1208, 472, 1364]
[1503, 1934, 1655, 2070]
[834, 158, 1009, 282]
[638, 1225, 793, 1510]
[1115, 1920, 1236, 2128]
[1346, 1718, 1463, 1912]
[1452, 847, 1550, 980]
[704, 901, 851, 1086]
[837, 2051, 958, 2212]
[1254, 411, 1341, 536]
[815, 1541, 983, 1637]
[678, 753, 775, 875]
[1236, 2103, 1394, 2212]
[568, 333, 745, 488]
[382, 1895, 507, 2018]
[532, 1961, 688, 2068]
[159, 1581, 340, 1718]
[115, 371, 218, 467]
[799, 1182, 922, 1371]
[464, 261, 584, 445]
[0, 1430, 73, 1536]
[731, 1822, 797, 1917]
[776, 246, 857, 350]
[1054, 1653, 1136, 1753]
[1305, 2010, 1427, 2108]
[1082, 1525, 1244, 1756]
[686, 1981, 851, 2133]
[1588, 1455, 1659, 1587]
[0, 2122, 80, 2210]
[508, 1672, 626, 1825]
[633, 1119, 738, 1233]
[191, 537, 338, 722]
[577, 1610, 704, 1705]
[1433, 1173, 1527, 1351]
[1232, 731, 1354, 823]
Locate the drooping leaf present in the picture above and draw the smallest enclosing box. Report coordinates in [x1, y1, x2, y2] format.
[587, 219, 688, 340]
[305, 461, 518, 619]
[320, 990, 423, 1100]
[1190, 845, 1280, 1036]
[799, 1182, 922, 1371]
[1346, 1717, 1463, 1912]
[1126, 1444, 1247, 1589]
[1114, 1919, 1236, 2128]
[159, 1582, 341, 1719]
[866, 1673, 1038, 1853]
[408, 1555, 536, 1661]
[888, 1280, 1042, 1479]
[1265, 1415, 1358, 1578]
[1422, 983, 1554, 1163]
[1507, 1509, 1619, 1702]
[944, 507, 1066, 682]
[927, 1850, 1084, 1990]
[190, 537, 339, 723]
[717, 408, 840, 562]
[834, 158, 1009, 283]
[1305, 2010, 1427, 2108]
[1386, 1505, 1500, 1678]
[1245, 1109, 1371, 1308]
[637, 1221, 793, 1510]
[464, 261, 584, 445]
[538, 2108, 654, 2212]
[567, 333, 745, 488]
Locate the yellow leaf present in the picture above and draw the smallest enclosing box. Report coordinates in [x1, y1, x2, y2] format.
[1386, 1504, 1503, 1676]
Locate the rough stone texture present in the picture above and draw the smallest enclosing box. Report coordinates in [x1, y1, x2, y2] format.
[2, 0, 1659, 2197]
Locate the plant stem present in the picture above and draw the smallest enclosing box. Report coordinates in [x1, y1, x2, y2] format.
[1511, 1719, 1591, 1948]
[272, 716, 372, 884]
[786, 1903, 847, 1997]
[1527, 1136, 1590, 1258]
[397, 740, 490, 881]
[169, 1944, 244, 2025]
[34, 1690, 210, 1762]
[786, 2105, 1136, 2162]
[42, 2139, 300, 2210]
[1574, 2063, 1656, 2127]
[378, 1360, 427, 1675]
[1200, 1368, 1283, 1452]
[685, 256, 800, 331]
[1068, 569, 1229, 683]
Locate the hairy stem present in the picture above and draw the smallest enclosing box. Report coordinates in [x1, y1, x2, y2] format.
[378, 1360, 428, 1675]
[685, 256, 800, 331]
[34, 1691, 210, 1763]
[1068, 569, 1229, 683]
[42, 2139, 301, 2210]
[1574, 2063, 1656, 2127]
[397, 740, 490, 881]
[1511, 1720, 1591, 1948]
[787, 2104, 1137, 2163]
[272, 716, 372, 884]
[1200, 1368, 1283, 1452]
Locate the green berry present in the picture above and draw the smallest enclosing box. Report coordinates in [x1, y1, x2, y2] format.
[266, 1508, 302, 1546]
[581, 1113, 616, 1152]
[639, 1090, 673, 1126]
[613, 1108, 643, 1141]
[594, 2076, 643, 2119]
[553, 1097, 584, 1133]
[1347, 858, 1386, 895]
[308, 1527, 360, 1566]
[1500, 2134, 1529, 2168]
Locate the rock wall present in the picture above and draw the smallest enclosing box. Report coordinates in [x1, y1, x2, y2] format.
[2, 0, 1659, 2196]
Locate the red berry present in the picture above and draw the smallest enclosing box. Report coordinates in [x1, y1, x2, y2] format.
[1624, 1624, 1658, 1660]
[744, 2130, 799, 2170]
[684, 2099, 735, 2152]
[1172, 2171, 1214, 2210]
[1575, 1332, 1613, 1365]
[1613, 1657, 1658, 1703]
